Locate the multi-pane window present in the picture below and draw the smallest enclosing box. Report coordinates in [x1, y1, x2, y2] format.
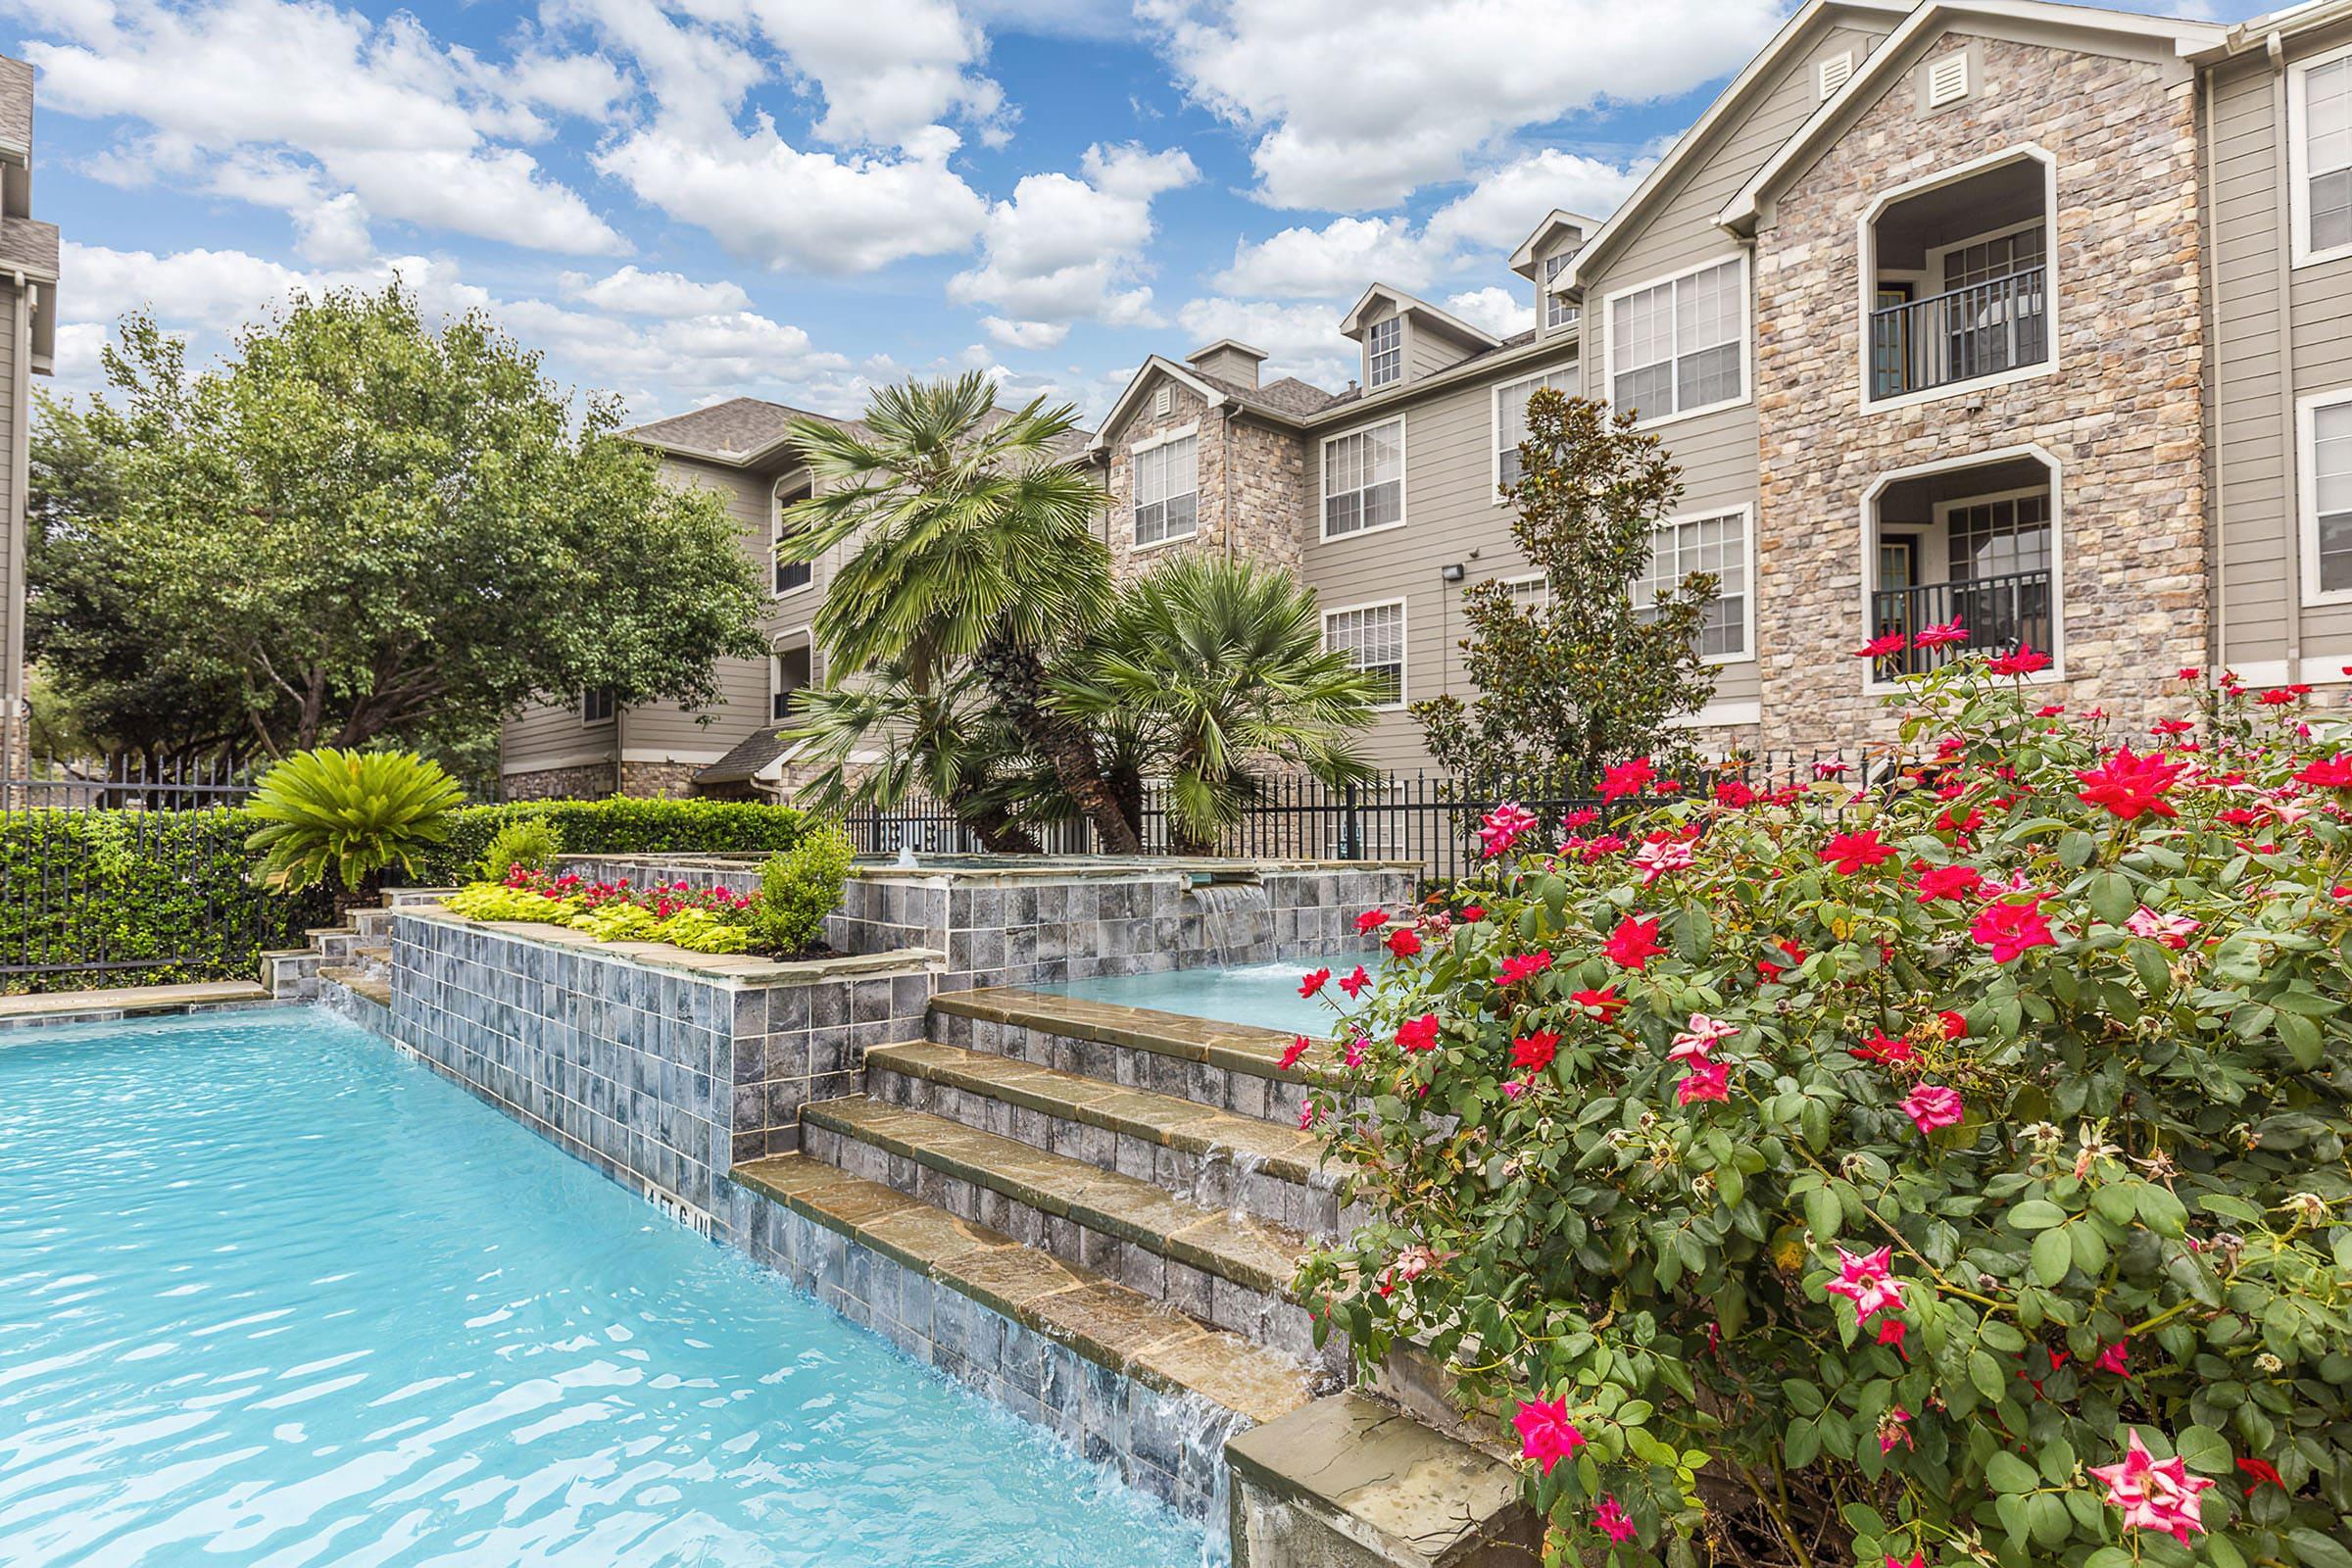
[1366, 318, 1402, 388]
[1608, 257, 1743, 422]
[774, 488, 813, 593]
[1324, 602, 1405, 706]
[2303, 55, 2352, 256]
[1632, 511, 1748, 660]
[1502, 575, 1552, 612]
[1940, 225, 2043, 289]
[1544, 253, 1578, 330]
[1494, 367, 1577, 490]
[1323, 420, 1404, 538]
[580, 687, 614, 723]
[1946, 494, 2052, 581]
[1132, 432, 1199, 547]
[2308, 398, 2352, 594]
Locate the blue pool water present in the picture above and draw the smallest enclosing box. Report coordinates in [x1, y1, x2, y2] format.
[1034, 956, 1386, 1038]
[0, 1008, 1209, 1567]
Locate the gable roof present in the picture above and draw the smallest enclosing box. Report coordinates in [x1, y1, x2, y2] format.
[1509, 209, 1607, 279]
[627, 396, 841, 467]
[1338, 283, 1502, 346]
[1561, 0, 1912, 291]
[1718, 0, 2227, 231]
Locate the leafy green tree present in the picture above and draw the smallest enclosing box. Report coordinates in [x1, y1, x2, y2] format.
[28, 288, 765, 762]
[1414, 391, 1718, 783]
[1055, 557, 1382, 855]
[780, 373, 1141, 852]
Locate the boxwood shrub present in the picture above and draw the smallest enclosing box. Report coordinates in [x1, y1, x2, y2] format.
[413, 797, 812, 884]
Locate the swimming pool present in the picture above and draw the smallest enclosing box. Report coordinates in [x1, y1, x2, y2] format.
[0, 1009, 1208, 1567]
[1033, 956, 1386, 1037]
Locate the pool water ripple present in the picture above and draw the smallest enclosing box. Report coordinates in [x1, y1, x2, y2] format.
[0, 1010, 1207, 1567]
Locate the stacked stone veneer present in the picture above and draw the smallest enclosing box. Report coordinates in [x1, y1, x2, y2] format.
[1102, 373, 1311, 583]
[500, 761, 619, 802]
[1752, 33, 2207, 747]
[384, 909, 931, 1208]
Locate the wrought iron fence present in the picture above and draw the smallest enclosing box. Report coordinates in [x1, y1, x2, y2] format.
[1, 754, 330, 992]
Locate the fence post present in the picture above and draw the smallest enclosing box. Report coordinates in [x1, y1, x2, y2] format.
[1341, 781, 1361, 861]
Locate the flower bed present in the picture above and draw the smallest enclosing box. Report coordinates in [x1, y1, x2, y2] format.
[1296, 659, 2352, 1568]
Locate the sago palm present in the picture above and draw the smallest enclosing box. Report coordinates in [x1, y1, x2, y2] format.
[1054, 557, 1383, 855]
[246, 747, 465, 908]
[780, 374, 1139, 852]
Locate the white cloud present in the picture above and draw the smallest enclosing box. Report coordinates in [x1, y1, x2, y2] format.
[22, 0, 625, 256]
[1174, 297, 1356, 389]
[561, 266, 755, 317]
[1425, 149, 1652, 252]
[982, 317, 1069, 349]
[1141, 0, 1778, 209]
[1444, 285, 1534, 338]
[949, 142, 1197, 341]
[1211, 216, 1440, 298]
[745, 0, 1005, 147]
[598, 121, 989, 273]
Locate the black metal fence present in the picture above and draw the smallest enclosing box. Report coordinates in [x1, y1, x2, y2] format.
[1, 755, 330, 993]
[844, 752, 1848, 886]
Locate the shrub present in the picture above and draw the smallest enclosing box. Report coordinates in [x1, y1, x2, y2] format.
[481, 818, 562, 881]
[415, 797, 808, 884]
[750, 824, 855, 957]
[441, 867, 758, 956]
[247, 749, 464, 897]
[1298, 660, 2352, 1568]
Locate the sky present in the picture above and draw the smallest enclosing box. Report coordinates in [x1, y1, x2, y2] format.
[1, 0, 2256, 428]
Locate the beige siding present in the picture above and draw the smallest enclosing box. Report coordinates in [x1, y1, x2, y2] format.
[502, 696, 615, 779]
[0, 274, 17, 724]
[1406, 319, 1475, 381]
[2207, 27, 2352, 680]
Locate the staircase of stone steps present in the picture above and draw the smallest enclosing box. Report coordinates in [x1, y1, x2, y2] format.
[264, 891, 448, 1009]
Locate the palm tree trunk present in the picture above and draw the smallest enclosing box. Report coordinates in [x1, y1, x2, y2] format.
[975, 632, 1142, 854]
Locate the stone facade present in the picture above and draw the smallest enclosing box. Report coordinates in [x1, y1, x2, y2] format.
[1101, 370, 1310, 583]
[618, 760, 704, 799]
[501, 760, 618, 801]
[1752, 34, 2207, 747]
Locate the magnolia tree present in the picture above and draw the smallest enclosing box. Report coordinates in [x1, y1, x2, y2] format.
[1295, 653, 2352, 1568]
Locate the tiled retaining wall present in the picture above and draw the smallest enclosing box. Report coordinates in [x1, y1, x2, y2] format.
[714, 1180, 1244, 1520]
[384, 910, 931, 1208]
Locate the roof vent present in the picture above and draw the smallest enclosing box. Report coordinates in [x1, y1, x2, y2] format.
[1818, 50, 1853, 98]
[1926, 52, 1969, 108]
[1152, 385, 1172, 418]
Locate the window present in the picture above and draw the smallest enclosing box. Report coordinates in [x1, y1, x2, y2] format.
[1324, 602, 1406, 707]
[1365, 317, 1402, 388]
[1819, 50, 1854, 98]
[580, 687, 614, 723]
[2301, 390, 2352, 599]
[1132, 430, 1199, 547]
[1938, 223, 2043, 290]
[1501, 574, 1552, 612]
[1322, 420, 1405, 539]
[1606, 257, 1745, 424]
[1632, 509, 1750, 661]
[1494, 366, 1577, 492]
[1945, 493, 2051, 582]
[774, 485, 813, 594]
[1926, 52, 1970, 108]
[772, 646, 812, 721]
[2293, 49, 2352, 264]
[1544, 253, 1578, 330]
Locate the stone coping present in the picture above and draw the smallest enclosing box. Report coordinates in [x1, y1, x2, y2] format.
[933, 987, 1336, 1085]
[868, 1041, 1331, 1187]
[731, 1153, 1318, 1426]
[553, 852, 1420, 879]
[804, 1096, 1316, 1298]
[1226, 1393, 1537, 1567]
[397, 903, 939, 986]
[0, 980, 275, 1026]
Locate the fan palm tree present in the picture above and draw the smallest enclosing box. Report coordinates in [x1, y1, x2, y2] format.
[779, 374, 1140, 852]
[1054, 557, 1384, 855]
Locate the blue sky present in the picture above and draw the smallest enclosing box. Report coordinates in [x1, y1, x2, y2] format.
[1, 0, 2255, 425]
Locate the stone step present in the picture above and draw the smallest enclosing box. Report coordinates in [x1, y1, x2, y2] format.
[261, 949, 320, 999]
[351, 907, 399, 939]
[927, 987, 1326, 1128]
[304, 926, 363, 959]
[318, 965, 392, 1006]
[801, 1096, 1330, 1365]
[380, 887, 460, 908]
[865, 1040, 1351, 1241]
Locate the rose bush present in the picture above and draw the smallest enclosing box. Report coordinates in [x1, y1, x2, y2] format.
[1298, 657, 2352, 1568]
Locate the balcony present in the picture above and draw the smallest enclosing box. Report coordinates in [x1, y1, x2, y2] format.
[1869, 266, 2046, 401]
[1868, 567, 2052, 676]
[1862, 451, 2057, 683]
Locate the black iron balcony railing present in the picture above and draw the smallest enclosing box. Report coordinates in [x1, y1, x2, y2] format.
[1867, 567, 2052, 677]
[1869, 265, 2047, 400]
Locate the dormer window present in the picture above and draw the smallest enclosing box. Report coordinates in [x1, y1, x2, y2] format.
[1366, 318, 1402, 388]
[1544, 253, 1578, 330]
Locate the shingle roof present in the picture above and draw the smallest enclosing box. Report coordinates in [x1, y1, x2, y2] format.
[694, 721, 796, 786]
[628, 395, 1092, 466]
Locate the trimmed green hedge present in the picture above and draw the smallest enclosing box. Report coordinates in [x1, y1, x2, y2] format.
[0, 808, 333, 995]
[412, 798, 812, 884]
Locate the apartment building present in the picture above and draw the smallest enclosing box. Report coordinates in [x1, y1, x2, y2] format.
[500, 0, 2352, 794]
[0, 54, 60, 770]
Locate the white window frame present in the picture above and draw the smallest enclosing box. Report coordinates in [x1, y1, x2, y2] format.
[769, 631, 815, 722]
[2297, 386, 2352, 606]
[1129, 422, 1200, 553]
[1924, 216, 2046, 297]
[1499, 572, 1552, 611]
[1635, 504, 1756, 667]
[1543, 253, 1577, 330]
[1322, 598, 1409, 710]
[1365, 316, 1403, 388]
[1857, 444, 2065, 695]
[1855, 144, 2059, 415]
[2290, 41, 2352, 269]
[580, 687, 614, 726]
[772, 476, 815, 599]
[1319, 417, 1408, 543]
[1598, 253, 1751, 432]
[1490, 362, 1578, 502]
